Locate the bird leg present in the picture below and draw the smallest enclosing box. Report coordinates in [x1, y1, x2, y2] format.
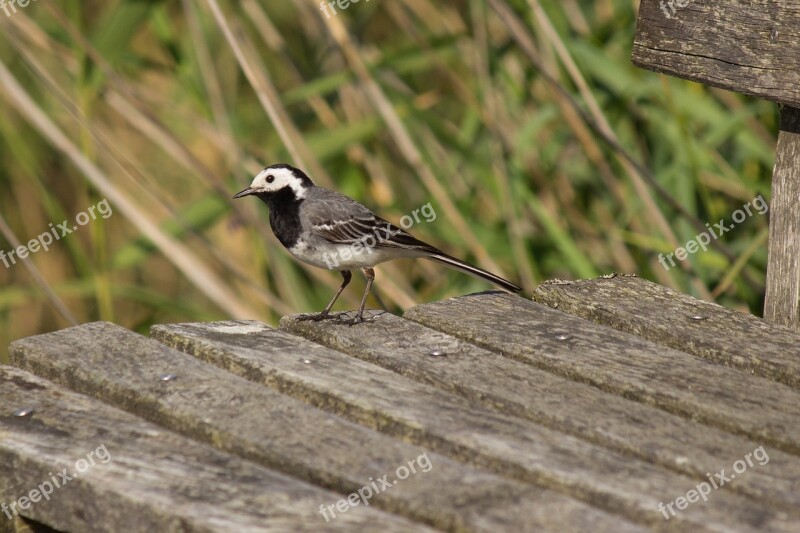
[297, 270, 352, 322]
[348, 267, 375, 325]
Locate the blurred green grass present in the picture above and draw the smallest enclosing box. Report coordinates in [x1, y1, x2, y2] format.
[0, 0, 775, 361]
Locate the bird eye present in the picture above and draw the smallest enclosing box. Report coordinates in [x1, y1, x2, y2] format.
[266, 175, 275, 183]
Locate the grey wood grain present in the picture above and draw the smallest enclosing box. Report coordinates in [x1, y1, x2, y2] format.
[0, 365, 417, 532]
[280, 311, 800, 515]
[632, 0, 800, 108]
[532, 276, 800, 386]
[153, 319, 795, 531]
[403, 291, 800, 456]
[4, 518, 55, 533]
[765, 107, 800, 330]
[8, 322, 627, 533]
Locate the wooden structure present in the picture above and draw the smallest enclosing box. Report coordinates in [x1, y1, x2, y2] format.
[632, 0, 800, 329]
[2, 275, 799, 531]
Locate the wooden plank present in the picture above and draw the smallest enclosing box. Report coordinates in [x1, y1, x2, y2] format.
[152, 320, 796, 531]
[532, 275, 800, 386]
[765, 106, 800, 330]
[403, 291, 800, 456]
[0, 365, 417, 532]
[8, 322, 628, 533]
[3, 517, 56, 533]
[632, 0, 800, 108]
[281, 311, 800, 515]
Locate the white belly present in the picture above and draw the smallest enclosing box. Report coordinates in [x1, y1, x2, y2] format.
[288, 241, 405, 271]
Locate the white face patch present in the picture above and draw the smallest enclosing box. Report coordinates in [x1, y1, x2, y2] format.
[249, 166, 308, 198]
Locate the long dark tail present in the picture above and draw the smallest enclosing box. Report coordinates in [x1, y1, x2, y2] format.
[426, 252, 523, 293]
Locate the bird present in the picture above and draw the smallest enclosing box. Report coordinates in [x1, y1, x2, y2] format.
[233, 163, 522, 324]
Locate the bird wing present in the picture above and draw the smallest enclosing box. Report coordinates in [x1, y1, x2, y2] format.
[311, 214, 436, 251]
[302, 188, 437, 252]
[311, 215, 382, 244]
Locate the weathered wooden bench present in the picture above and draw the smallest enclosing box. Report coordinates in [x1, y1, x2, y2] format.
[2, 275, 799, 532]
[632, 0, 800, 329]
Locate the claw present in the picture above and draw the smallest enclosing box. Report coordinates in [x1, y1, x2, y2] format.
[346, 314, 365, 326]
[297, 312, 336, 322]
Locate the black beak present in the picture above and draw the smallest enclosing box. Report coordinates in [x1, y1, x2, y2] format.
[233, 187, 256, 199]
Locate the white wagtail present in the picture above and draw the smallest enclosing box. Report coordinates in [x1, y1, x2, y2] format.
[234, 163, 522, 323]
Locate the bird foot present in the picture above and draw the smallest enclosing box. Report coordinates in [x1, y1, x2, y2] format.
[296, 311, 337, 322]
[297, 311, 381, 326]
[343, 310, 390, 325]
[344, 314, 365, 326]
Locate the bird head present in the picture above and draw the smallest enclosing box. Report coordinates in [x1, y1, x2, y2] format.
[233, 164, 314, 200]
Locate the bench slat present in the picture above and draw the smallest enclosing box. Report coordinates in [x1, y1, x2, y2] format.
[403, 291, 800, 456]
[532, 276, 800, 386]
[281, 311, 800, 515]
[0, 365, 417, 532]
[152, 320, 794, 531]
[9, 322, 626, 533]
[632, 0, 800, 108]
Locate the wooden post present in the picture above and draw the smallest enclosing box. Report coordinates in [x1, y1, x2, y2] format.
[765, 107, 800, 330]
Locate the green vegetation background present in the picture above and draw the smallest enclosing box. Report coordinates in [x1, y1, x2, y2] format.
[0, 0, 775, 360]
